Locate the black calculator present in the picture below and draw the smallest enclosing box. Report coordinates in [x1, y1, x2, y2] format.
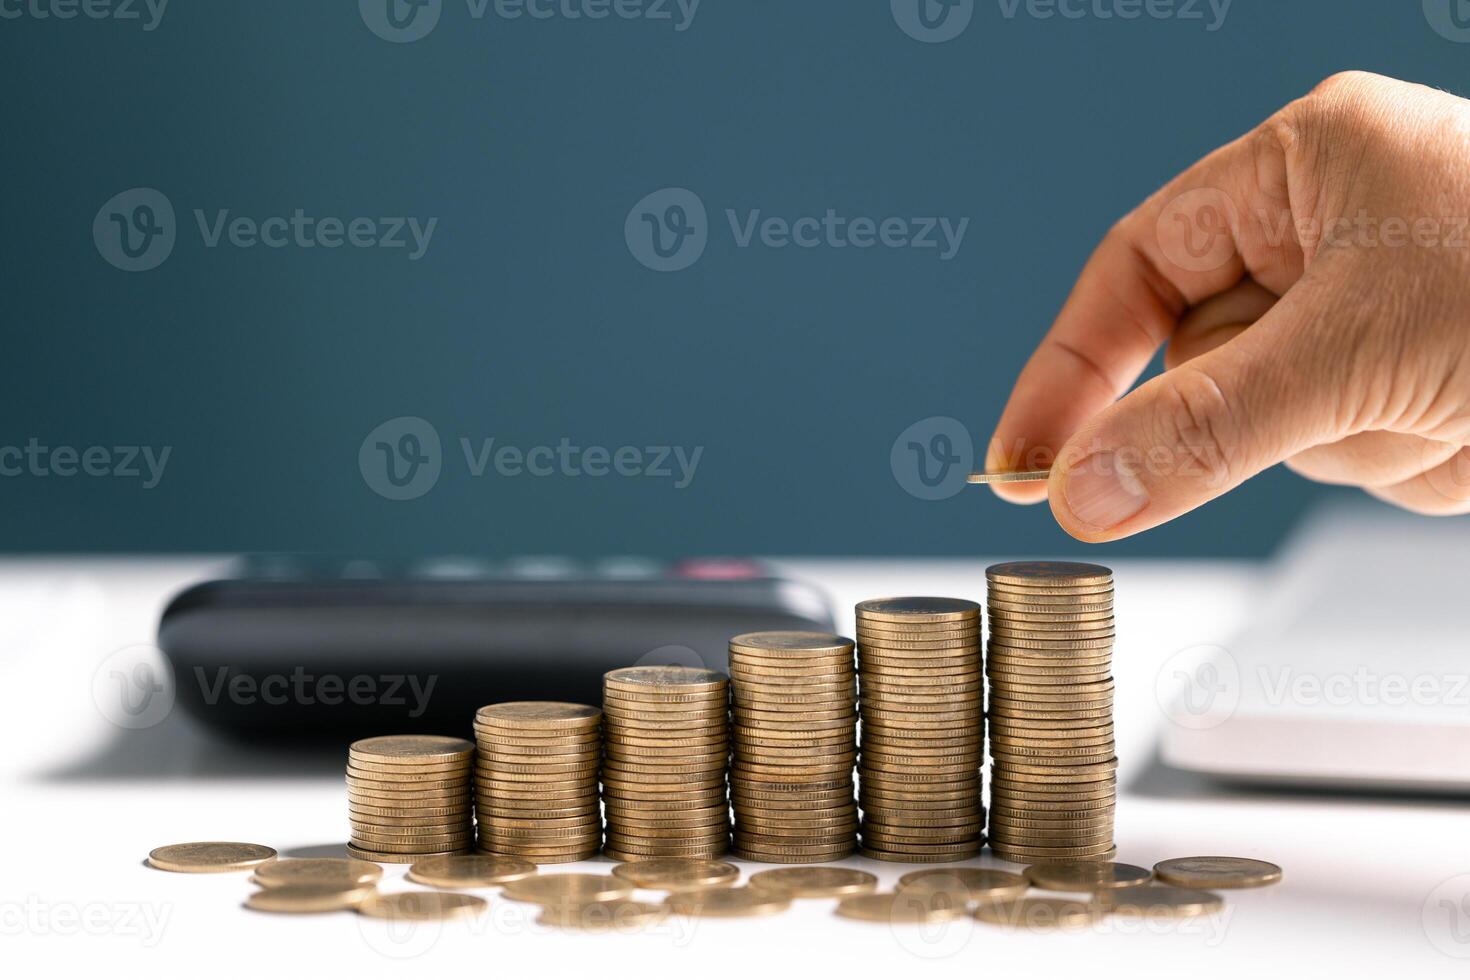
[158, 556, 834, 742]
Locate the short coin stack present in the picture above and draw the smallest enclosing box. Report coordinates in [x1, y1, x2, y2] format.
[346, 735, 474, 863]
[473, 702, 602, 863]
[855, 598, 985, 863]
[601, 666, 731, 861]
[985, 561, 1117, 863]
[728, 632, 858, 863]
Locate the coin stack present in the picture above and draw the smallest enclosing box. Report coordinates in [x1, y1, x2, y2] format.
[855, 598, 985, 863]
[472, 702, 602, 863]
[728, 631, 858, 863]
[346, 735, 474, 864]
[985, 561, 1117, 863]
[601, 666, 731, 861]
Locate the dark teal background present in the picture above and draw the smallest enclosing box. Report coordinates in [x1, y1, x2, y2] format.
[1, 1, 1460, 557]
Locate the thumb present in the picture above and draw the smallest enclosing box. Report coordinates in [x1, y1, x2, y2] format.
[1046, 281, 1352, 542]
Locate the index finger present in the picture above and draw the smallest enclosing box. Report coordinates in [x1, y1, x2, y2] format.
[985, 121, 1304, 502]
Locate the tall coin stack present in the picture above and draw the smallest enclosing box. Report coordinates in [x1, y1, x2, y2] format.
[985, 562, 1117, 863]
[473, 702, 603, 864]
[600, 666, 731, 861]
[346, 735, 474, 863]
[728, 632, 858, 863]
[855, 598, 985, 863]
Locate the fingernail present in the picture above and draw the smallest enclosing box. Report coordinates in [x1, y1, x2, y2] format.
[1063, 452, 1149, 530]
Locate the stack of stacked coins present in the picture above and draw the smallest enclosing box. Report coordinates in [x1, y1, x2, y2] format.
[854, 598, 985, 863]
[728, 631, 858, 863]
[600, 666, 731, 861]
[985, 561, 1117, 863]
[346, 735, 474, 863]
[472, 702, 602, 863]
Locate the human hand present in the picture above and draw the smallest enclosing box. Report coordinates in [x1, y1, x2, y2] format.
[988, 71, 1470, 542]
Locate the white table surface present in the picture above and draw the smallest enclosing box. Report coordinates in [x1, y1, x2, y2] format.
[4, 557, 1467, 977]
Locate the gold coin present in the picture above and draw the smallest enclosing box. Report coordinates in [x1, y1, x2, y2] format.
[857, 846, 981, 864]
[748, 867, 877, 897]
[986, 561, 1112, 587]
[729, 631, 854, 656]
[358, 891, 486, 920]
[348, 757, 473, 775]
[609, 858, 739, 890]
[347, 803, 471, 819]
[854, 598, 982, 624]
[476, 702, 601, 730]
[245, 884, 375, 914]
[537, 899, 670, 931]
[665, 887, 791, 917]
[502, 873, 634, 905]
[733, 845, 856, 864]
[346, 843, 468, 864]
[833, 891, 964, 923]
[147, 842, 277, 873]
[1099, 884, 1225, 917]
[966, 468, 1050, 485]
[349, 735, 474, 763]
[1023, 861, 1149, 891]
[1153, 856, 1283, 889]
[253, 858, 383, 888]
[346, 771, 471, 790]
[973, 896, 1099, 929]
[405, 854, 537, 887]
[898, 868, 1028, 902]
[986, 578, 1113, 597]
[988, 843, 1116, 861]
[604, 665, 728, 692]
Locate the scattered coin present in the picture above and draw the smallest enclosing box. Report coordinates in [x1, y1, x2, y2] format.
[665, 887, 791, 918]
[252, 858, 382, 889]
[147, 842, 278, 873]
[537, 899, 670, 931]
[358, 891, 487, 921]
[502, 874, 634, 905]
[897, 868, 1029, 903]
[973, 896, 1099, 929]
[1024, 861, 1151, 891]
[833, 890, 964, 924]
[406, 854, 537, 888]
[1099, 884, 1225, 918]
[611, 858, 739, 891]
[748, 867, 877, 898]
[1153, 856, 1282, 889]
[245, 884, 375, 914]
